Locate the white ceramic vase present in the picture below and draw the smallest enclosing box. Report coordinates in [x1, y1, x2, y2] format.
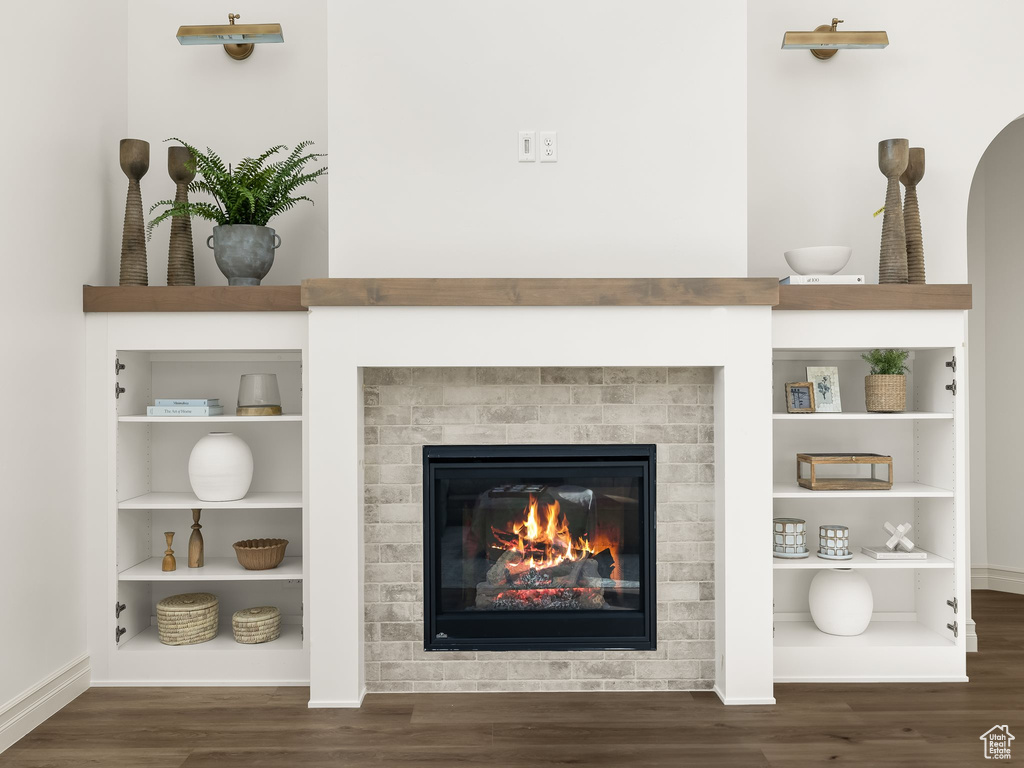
[808, 568, 873, 636]
[188, 432, 254, 502]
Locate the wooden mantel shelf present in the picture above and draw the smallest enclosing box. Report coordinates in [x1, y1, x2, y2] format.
[776, 284, 972, 311]
[83, 285, 305, 312]
[300, 278, 780, 307]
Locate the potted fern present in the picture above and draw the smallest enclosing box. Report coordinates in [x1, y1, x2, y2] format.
[149, 139, 327, 286]
[861, 349, 911, 412]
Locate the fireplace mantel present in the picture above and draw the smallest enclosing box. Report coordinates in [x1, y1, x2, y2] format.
[301, 278, 779, 307]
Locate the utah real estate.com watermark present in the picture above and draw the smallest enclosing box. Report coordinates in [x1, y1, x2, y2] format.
[980, 726, 1015, 760]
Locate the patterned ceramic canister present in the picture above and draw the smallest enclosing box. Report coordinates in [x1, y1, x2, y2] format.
[819, 524, 851, 557]
[774, 517, 808, 556]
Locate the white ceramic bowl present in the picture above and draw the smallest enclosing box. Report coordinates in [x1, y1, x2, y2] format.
[784, 246, 853, 275]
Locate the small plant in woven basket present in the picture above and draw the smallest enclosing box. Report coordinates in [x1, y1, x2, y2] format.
[862, 349, 910, 413]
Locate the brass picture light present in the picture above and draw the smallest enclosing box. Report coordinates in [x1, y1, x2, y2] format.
[176, 13, 284, 61]
[782, 18, 888, 60]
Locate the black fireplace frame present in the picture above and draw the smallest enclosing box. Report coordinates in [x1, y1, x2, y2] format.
[422, 444, 657, 652]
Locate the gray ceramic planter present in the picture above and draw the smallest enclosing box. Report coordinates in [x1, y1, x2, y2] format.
[207, 225, 281, 286]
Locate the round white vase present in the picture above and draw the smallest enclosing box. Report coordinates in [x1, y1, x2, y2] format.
[188, 432, 254, 502]
[808, 568, 873, 636]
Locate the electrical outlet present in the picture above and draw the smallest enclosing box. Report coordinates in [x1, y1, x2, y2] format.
[518, 130, 536, 162]
[539, 131, 557, 162]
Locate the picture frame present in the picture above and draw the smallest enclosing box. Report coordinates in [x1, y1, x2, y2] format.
[785, 381, 816, 413]
[806, 366, 842, 413]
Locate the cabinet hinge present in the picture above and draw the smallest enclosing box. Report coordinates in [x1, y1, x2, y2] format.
[115, 626, 126, 644]
[115, 601, 126, 618]
[946, 355, 957, 373]
[945, 380, 957, 396]
[115, 357, 126, 376]
[947, 597, 958, 614]
[947, 620, 959, 638]
[115, 382, 126, 399]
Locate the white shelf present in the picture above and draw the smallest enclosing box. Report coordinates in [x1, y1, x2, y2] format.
[774, 620, 953, 649]
[773, 411, 952, 421]
[119, 413, 302, 423]
[118, 556, 302, 581]
[773, 550, 952, 570]
[119, 621, 303, 652]
[773, 482, 953, 499]
[118, 492, 302, 509]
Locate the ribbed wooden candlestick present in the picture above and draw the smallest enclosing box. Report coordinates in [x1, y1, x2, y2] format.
[167, 146, 196, 286]
[188, 508, 204, 568]
[119, 139, 149, 286]
[878, 139, 909, 284]
[901, 147, 926, 285]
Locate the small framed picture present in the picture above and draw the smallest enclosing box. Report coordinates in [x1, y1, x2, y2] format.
[806, 366, 842, 413]
[785, 382, 816, 413]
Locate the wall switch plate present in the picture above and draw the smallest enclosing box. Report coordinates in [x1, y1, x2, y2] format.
[540, 131, 557, 162]
[518, 130, 536, 162]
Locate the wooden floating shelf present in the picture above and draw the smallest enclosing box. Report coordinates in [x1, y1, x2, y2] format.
[119, 413, 303, 423]
[119, 622, 303, 652]
[773, 482, 953, 499]
[301, 277, 780, 307]
[773, 550, 952, 570]
[83, 285, 305, 313]
[118, 492, 302, 509]
[118, 556, 302, 581]
[773, 411, 952, 421]
[775, 284, 972, 311]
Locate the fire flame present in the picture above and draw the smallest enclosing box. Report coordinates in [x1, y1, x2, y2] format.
[491, 495, 618, 577]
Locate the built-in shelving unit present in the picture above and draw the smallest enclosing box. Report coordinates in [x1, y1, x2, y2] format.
[770, 308, 968, 684]
[86, 314, 309, 686]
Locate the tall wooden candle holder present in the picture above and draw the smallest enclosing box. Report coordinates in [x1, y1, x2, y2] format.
[118, 139, 150, 286]
[188, 509, 204, 568]
[878, 138, 910, 284]
[901, 147, 926, 284]
[166, 146, 197, 286]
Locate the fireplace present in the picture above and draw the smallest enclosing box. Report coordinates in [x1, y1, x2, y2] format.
[423, 444, 657, 652]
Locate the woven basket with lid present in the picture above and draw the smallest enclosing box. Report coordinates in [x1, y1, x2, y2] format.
[232, 605, 281, 644]
[157, 592, 218, 646]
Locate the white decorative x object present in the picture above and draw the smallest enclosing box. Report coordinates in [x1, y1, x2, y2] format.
[884, 521, 915, 552]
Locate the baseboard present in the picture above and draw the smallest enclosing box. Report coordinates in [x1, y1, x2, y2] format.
[91, 679, 309, 687]
[0, 655, 90, 754]
[972, 565, 1024, 595]
[774, 675, 969, 684]
[308, 687, 367, 708]
[713, 685, 775, 706]
[967, 618, 978, 653]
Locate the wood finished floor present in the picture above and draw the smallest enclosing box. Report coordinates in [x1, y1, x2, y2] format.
[4, 590, 1022, 767]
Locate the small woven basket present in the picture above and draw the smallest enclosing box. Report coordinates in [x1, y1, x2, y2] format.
[865, 374, 906, 413]
[157, 592, 218, 646]
[232, 538, 288, 570]
[232, 605, 282, 644]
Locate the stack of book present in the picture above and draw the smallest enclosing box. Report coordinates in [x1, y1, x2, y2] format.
[146, 398, 224, 417]
[780, 275, 865, 285]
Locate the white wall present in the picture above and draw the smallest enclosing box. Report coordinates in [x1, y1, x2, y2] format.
[0, 2, 124, 721]
[120, 1, 328, 287]
[748, 1, 1024, 282]
[971, 119, 1024, 580]
[966, 162, 988, 573]
[328, 0, 747, 278]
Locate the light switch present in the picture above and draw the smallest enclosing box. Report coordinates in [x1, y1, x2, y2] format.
[518, 130, 536, 162]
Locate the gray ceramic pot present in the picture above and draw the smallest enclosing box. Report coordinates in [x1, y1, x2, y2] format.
[207, 225, 281, 286]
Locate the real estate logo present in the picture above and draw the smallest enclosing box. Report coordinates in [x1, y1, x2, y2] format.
[980, 725, 1014, 760]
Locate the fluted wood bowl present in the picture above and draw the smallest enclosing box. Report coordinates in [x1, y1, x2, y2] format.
[232, 538, 289, 570]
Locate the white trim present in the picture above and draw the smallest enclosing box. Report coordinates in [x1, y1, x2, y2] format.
[91, 679, 309, 688]
[714, 685, 776, 706]
[967, 619, 978, 653]
[308, 687, 367, 709]
[972, 565, 1024, 595]
[0, 655, 90, 754]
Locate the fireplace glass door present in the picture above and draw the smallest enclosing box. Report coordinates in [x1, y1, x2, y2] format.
[423, 445, 656, 651]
